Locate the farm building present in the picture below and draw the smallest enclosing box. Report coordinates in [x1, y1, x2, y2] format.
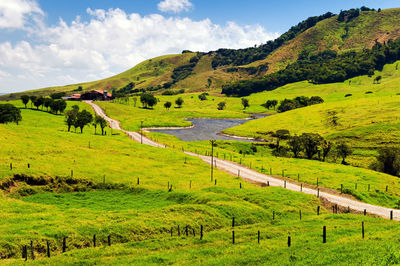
[61, 94, 81, 101]
[80, 90, 113, 101]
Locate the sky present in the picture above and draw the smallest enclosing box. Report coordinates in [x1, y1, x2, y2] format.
[0, 0, 399, 93]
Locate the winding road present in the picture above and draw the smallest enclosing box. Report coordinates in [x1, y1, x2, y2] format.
[86, 100, 400, 221]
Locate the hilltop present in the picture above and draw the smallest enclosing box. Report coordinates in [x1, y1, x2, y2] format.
[2, 7, 400, 100]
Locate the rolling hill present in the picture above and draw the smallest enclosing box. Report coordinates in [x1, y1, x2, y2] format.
[2, 7, 400, 100]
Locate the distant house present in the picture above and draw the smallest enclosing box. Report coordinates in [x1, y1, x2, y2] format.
[81, 90, 113, 101]
[62, 94, 81, 101]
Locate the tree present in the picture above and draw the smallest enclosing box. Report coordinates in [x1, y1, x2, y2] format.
[374, 147, 400, 176]
[300, 133, 323, 159]
[164, 101, 172, 110]
[74, 110, 93, 133]
[43, 98, 53, 111]
[217, 101, 226, 110]
[20, 95, 29, 108]
[271, 100, 278, 109]
[92, 115, 101, 134]
[50, 99, 67, 114]
[241, 98, 249, 109]
[336, 142, 353, 164]
[288, 135, 303, 158]
[321, 140, 333, 162]
[0, 104, 22, 125]
[50, 92, 66, 99]
[198, 93, 208, 101]
[272, 129, 290, 148]
[140, 93, 157, 109]
[374, 75, 382, 84]
[175, 97, 184, 108]
[97, 116, 108, 135]
[29, 96, 37, 108]
[33, 97, 44, 110]
[65, 108, 78, 132]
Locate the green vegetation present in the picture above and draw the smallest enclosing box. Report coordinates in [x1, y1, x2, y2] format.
[0, 104, 21, 124]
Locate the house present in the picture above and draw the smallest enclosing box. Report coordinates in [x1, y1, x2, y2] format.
[61, 94, 81, 101]
[80, 90, 113, 101]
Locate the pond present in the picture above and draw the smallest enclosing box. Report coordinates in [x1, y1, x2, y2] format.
[150, 114, 266, 142]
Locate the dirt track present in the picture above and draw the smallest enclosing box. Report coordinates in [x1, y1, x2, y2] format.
[86, 100, 400, 221]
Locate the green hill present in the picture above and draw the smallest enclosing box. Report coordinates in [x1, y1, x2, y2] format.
[3, 7, 400, 100]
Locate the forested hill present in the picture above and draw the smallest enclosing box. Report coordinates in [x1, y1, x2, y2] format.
[3, 7, 400, 99]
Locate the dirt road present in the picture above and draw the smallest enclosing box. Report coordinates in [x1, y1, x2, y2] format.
[86, 101, 400, 221]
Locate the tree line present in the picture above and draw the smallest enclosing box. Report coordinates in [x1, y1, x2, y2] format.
[222, 37, 400, 97]
[20, 95, 67, 114]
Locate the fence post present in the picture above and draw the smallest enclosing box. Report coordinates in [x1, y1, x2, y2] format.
[323, 226, 326, 243]
[258, 230, 260, 244]
[28, 163, 30, 168]
[355, 183, 357, 190]
[232, 231, 235, 244]
[364, 209, 366, 216]
[178, 225, 180, 236]
[317, 206, 320, 216]
[317, 189, 320, 198]
[22, 245, 27, 261]
[341, 184, 343, 194]
[368, 184, 370, 191]
[273, 211, 275, 220]
[240, 183, 242, 189]
[270, 168, 272, 175]
[238, 170, 240, 177]
[47, 240, 50, 258]
[71, 170, 73, 177]
[215, 179, 217, 186]
[30, 240, 34, 260]
[200, 225, 203, 240]
[297, 173, 300, 182]
[288, 236, 291, 247]
[10, 163, 12, 170]
[390, 210, 393, 220]
[300, 184, 302, 192]
[362, 222, 365, 239]
[317, 178, 319, 187]
[282, 170, 284, 177]
[93, 234, 96, 247]
[62, 237, 67, 253]
[190, 180, 192, 189]
[267, 181, 270, 186]
[284, 181, 286, 188]
[108, 235, 111, 246]
[232, 217, 235, 228]
[185, 225, 189, 237]
[386, 185, 388, 192]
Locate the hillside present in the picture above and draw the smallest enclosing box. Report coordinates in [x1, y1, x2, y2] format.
[3, 7, 400, 100]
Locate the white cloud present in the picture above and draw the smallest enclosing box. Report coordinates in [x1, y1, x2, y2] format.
[0, 0, 43, 29]
[158, 0, 193, 13]
[0, 8, 279, 93]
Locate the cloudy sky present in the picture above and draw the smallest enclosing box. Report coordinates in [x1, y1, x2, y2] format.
[0, 0, 397, 93]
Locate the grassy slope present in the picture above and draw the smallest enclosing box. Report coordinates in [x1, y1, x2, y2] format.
[246, 8, 400, 73]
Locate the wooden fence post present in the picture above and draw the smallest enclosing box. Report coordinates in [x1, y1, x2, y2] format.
[71, 170, 73, 177]
[299, 210, 302, 220]
[190, 180, 192, 189]
[46, 240, 50, 258]
[297, 173, 300, 182]
[364, 209, 366, 216]
[390, 210, 393, 220]
[185, 225, 189, 237]
[232, 217, 235, 228]
[28, 163, 30, 168]
[62, 237, 67, 253]
[108, 235, 111, 246]
[300, 184, 302, 192]
[200, 225, 203, 240]
[30, 240, 34, 260]
[10, 163, 12, 170]
[22, 245, 27, 261]
[270, 168, 272, 175]
[386, 185, 388, 192]
[323, 226, 326, 243]
[215, 179, 217, 186]
[232, 231, 235, 244]
[282, 170, 284, 177]
[317, 189, 320, 198]
[284, 181, 286, 188]
[288, 236, 291, 247]
[355, 183, 357, 190]
[317, 178, 319, 187]
[341, 184, 343, 194]
[362, 222, 365, 239]
[93, 234, 96, 247]
[368, 184, 370, 191]
[267, 181, 270, 186]
[240, 183, 242, 189]
[258, 230, 260, 244]
[317, 206, 320, 216]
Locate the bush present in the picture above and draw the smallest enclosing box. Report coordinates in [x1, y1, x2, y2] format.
[345, 94, 352, 97]
[371, 147, 400, 176]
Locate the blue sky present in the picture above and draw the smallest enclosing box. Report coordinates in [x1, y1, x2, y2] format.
[0, 0, 399, 93]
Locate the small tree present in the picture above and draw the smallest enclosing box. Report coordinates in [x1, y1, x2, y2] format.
[140, 93, 157, 109]
[241, 98, 249, 109]
[21, 95, 30, 108]
[43, 98, 53, 111]
[300, 133, 323, 160]
[164, 101, 172, 110]
[29, 96, 37, 108]
[97, 116, 107, 135]
[271, 100, 278, 109]
[217, 101, 226, 110]
[175, 97, 184, 108]
[374, 75, 382, 84]
[198, 93, 208, 101]
[33, 97, 44, 110]
[65, 109, 78, 132]
[288, 135, 303, 158]
[336, 142, 353, 164]
[74, 110, 93, 133]
[92, 115, 99, 134]
[272, 129, 290, 148]
[373, 147, 400, 176]
[321, 140, 333, 162]
[0, 104, 22, 124]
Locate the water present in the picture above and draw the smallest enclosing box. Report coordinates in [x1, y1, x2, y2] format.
[150, 115, 266, 142]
